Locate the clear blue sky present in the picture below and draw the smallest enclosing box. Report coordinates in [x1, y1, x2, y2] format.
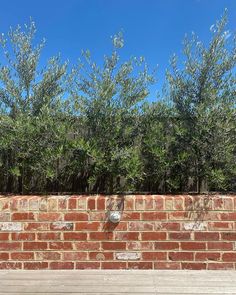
[0, 0, 235, 100]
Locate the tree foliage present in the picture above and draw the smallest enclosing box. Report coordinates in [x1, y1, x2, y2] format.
[0, 12, 235, 194]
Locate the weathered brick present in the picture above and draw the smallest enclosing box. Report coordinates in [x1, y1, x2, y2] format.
[24, 242, 47, 251]
[128, 262, 152, 269]
[24, 262, 48, 270]
[38, 213, 62, 221]
[11, 252, 34, 260]
[0, 242, 21, 251]
[12, 233, 35, 241]
[182, 262, 206, 270]
[115, 232, 139, 241]
[62, 252, 88, 261]
[50, 262, 74, 269]
[155, 242, 179, 250]
[195, 252, 220, 261]
[116, 252, 141, 260]
[0, 221, 22, 232]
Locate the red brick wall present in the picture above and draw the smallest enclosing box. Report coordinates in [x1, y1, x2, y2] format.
[0, 194, 236, 270]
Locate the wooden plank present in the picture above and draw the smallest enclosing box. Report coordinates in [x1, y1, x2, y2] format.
[0, 286, 156, 293]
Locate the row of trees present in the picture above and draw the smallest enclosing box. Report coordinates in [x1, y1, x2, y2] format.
[0, 12, 235, 194]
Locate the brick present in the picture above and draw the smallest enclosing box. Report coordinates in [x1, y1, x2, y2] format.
[37, 232, 61, 240]
[103, 222, 128, 232]
[102, 242, 126, 250]
[64, 232, 87, 240]
[49, 242, 72, 250]
[122, 212, 141, 221]
[24, 242, 47, 251]
[168, 212, 188, 220]
[224, 198, 233, 210]
[142, 252, 167, 261]
[88, 198, 96, 210]
[116, 252, 141, 260]
[50, 262, 74, 269]
[11, 252, 34, 260]
[124, 196, 134, 210]
[76, 262, 100, 269]
[0, 262, 22, 269]
[25, 222, 49, 231]
[195, 252, 220, 261]
[155, 222, 180, 231]
[181, 242, 206, 250]
[74, 242, 100, 251]
[68, 198, 77, 210]
[97, 197, 106, 210]
[0, 233, 9, 240]
[24, 262, 48, 270]
[35, 252, 61, 260]
[0, 253, 9, 260]
[12, 212, 35, 221]
[0, 242, 21, 251]
[63, 252, 87, 261]
[169, 232, 191, 240]
[142, 232, 166, 241]
[135, 196, 144, 210]
[128, 262, 152, 269]
[154, 262, 180, 269]
[165, 197, 174, 210]
[29, 198, 39, 211]
[194, 232, 219, 241]
[219, 213, 236, 221]
[208, 263, 234, 270]
[89, 212, 106, 221]
[145, 196, 154, 210]
[50, 222, 73, 230]
[155, 242, 179, 250]
[222, 253, 236, 262]
[169, 252, 194, 261]
[38, 213, 62, 221]
[0, 212, 10, 221]
[48, 198, 58, 211]
[209, 222, 234, 230]
[115, 232, 139, 241]
[153, 196, 164, 210]
[75, 222, 101, 231]
[142, 212, 167, 221]
[221, 232, 236, 240]
[174, 196, 184, 210]
[183, 222, 207, 231]
[129, 221, 153, 231]
[58, 197, 67, 210]
[12, 233, 35, 241]
[0, 222, 22, 231]
[64, 213, 88, 221]
[127, 241, 153, 250]
[208, 242, 234, 250]
[77, 196, 87, 210]
[90, 252, 113, 260]
[102, 262, 126, 269]
[182, 263, 206, 270]
[90, 232, 113, 240]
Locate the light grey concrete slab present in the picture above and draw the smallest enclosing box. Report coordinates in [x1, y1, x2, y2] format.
[0, 270, 236, 294]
